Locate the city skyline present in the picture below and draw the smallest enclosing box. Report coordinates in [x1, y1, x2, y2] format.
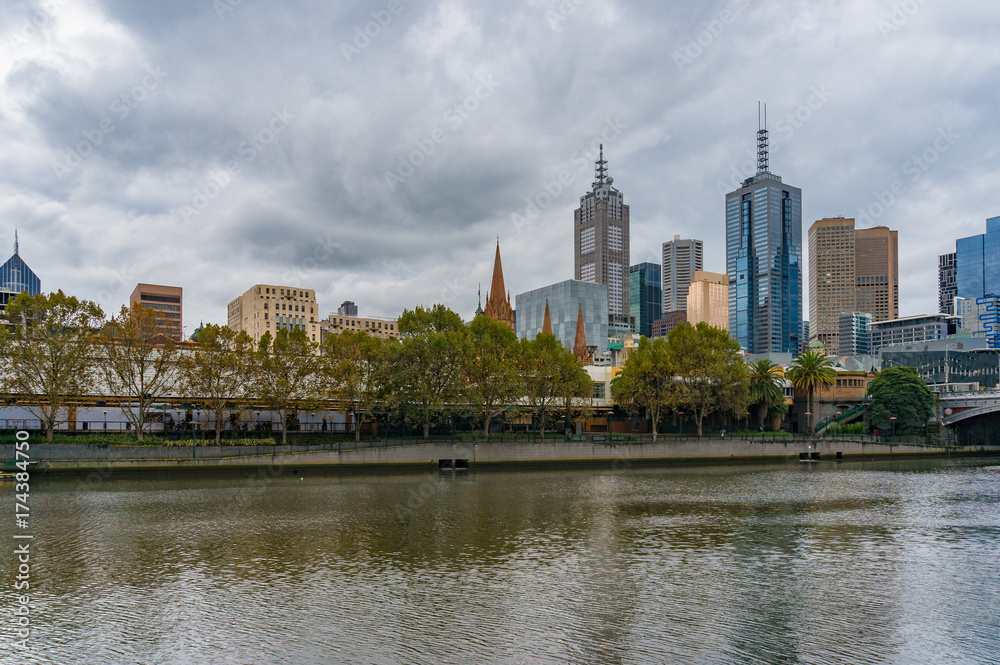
[1, 1, 998, 329]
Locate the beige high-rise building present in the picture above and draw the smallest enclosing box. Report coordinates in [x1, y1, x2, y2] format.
[686, 271, 728, 331]
[807, 218, 898, 353]
[855, 226, 899, 323]
[227, 284, 320, 345]
[130, 283, 182, 341]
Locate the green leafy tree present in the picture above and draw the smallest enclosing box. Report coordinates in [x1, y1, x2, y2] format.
[392, 305, 468, 439]
[867, 366, 935, 434]
[101, 304, 179, 442]
[611, 337, 677, 434]
[0, 291, 104, 442]
[667, 322, 750, 436]
[555, 344, 593, 434]
[178, 324, 253, 444]
[519, 333, 587, 438]
[252, 328, 321, 444]
[748, 358, 785, 430]
[322, 330, 392, 441]
[786, 349, 837, 434]
[464, 316, 521, 438]
[397, 304, 465, 335]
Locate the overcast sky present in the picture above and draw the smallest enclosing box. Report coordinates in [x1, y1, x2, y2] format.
[2, 0, 998, 333]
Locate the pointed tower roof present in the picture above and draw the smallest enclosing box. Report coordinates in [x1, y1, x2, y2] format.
[489, 241, 506, 302]
[573, 304, 589, 364]
[483, 239, 515, 331]
[542, 300, 552, 335]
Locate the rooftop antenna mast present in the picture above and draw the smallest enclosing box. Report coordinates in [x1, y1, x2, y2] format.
[757, 101, 769, 174]
[593, 143, 608, 190]
[13, 226, 18, 255]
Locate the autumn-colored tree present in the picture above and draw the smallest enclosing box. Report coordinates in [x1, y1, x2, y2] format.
[100, 303, 179, 442]
[0, 291, 104, 442]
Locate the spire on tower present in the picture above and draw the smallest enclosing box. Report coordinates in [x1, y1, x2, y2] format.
[592, 143, 608, 190]
[573, 304, 590, 364]
[14, 226, 19, 256]
[757, 101, 769, 174]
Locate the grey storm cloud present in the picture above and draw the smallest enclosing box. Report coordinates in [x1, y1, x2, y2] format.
[1, 0, 999, 331]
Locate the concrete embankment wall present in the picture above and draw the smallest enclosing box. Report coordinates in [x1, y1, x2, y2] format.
[1, 438, 972, 474]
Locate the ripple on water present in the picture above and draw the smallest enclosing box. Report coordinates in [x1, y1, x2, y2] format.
[6, 458, 1000, 664]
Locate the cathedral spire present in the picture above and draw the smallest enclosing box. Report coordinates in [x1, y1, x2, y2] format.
[573, 304, 590, 364]
[483, 240, 515, 331]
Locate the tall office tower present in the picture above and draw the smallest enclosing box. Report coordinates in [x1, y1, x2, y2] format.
[807, 218, 899, 352]
[808, 218, 856, 354]
[574, 145, 630, 330]
[662, 235, 703, 313]
[337, 301, 358, 316]
[130, 283, 183, 341]
[629, 262, 662, 339]
[956, 216, 1000, 300]
[726, 113, 803, 354]
[939, 253, 957, 315]
[855, 226, 898, 322]
[687, 271, 729, 331]
[0, 229, 41, 311]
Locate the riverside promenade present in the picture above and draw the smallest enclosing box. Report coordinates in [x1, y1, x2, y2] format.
[3, 436, 986, 474]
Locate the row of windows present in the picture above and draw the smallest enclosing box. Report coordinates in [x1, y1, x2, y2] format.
[262, 287, 312, 299]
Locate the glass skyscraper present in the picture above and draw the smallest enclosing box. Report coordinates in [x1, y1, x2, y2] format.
[629, 262, 661, 339]
[515, 280, 609, 352]
[725, 124, 803, 355]
[0, 231, 41, 310]
[956, 216, 1000, 300]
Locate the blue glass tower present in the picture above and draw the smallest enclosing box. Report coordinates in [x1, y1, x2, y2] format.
[956, 216, 1000, 300]
[725, 117, 803, 354]
[0, 230, 41, 310]
[629, 262, 662, 339]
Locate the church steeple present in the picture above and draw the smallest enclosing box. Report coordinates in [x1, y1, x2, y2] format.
[483, 239, 515, 331]
[573, 304, 591, 364]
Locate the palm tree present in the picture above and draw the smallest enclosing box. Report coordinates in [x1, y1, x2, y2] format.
[748, 358, 784, 430]
[786, 350, 837, 434]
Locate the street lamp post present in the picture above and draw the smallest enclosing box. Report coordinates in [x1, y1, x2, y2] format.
[103, 410, 107, 432]
[890, 416, 897, 439]
[678, 411, 684, 436]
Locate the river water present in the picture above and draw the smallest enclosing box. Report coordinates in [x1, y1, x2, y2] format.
[3, 456, 999, 664]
